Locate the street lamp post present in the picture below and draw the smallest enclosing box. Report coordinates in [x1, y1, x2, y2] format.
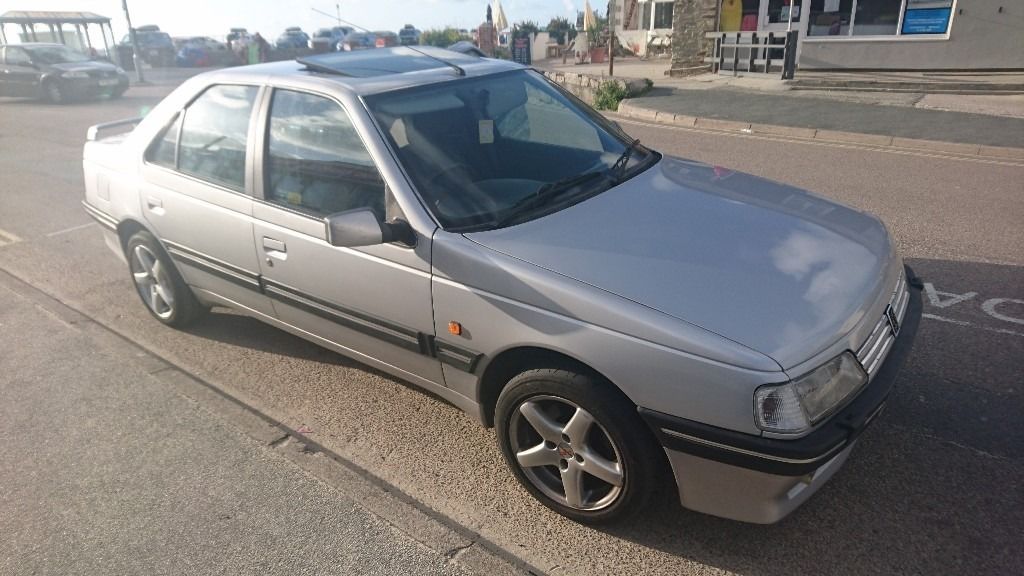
[121, 0, 145, 83]
[608, 0, 615, 76]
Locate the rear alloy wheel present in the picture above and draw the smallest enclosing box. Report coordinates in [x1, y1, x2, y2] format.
[495, 369, 667, 523]
[126, 231, 207, 327]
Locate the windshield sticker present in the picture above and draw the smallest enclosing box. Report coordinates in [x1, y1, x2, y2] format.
[478, 120, 494, 145]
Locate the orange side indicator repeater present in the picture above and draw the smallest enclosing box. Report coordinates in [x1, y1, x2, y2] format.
[448, 321, 463, 336]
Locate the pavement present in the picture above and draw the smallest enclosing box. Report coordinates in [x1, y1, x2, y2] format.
[0, 274, 527, 576]
[2, 68, 1024, 576]
[540, 59, 1024, 149]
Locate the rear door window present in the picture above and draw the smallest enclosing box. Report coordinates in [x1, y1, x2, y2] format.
[177, 85, 258, 192]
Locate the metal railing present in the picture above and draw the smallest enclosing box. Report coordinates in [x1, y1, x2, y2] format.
[704, 31, 798, 80]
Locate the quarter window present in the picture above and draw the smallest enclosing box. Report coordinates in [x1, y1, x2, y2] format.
[145, 113, 181, 168]
[177, 85, 258, 191]
[264, 89, 385, 217]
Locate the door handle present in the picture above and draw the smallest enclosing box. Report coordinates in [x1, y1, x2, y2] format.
[262, 237, 287, 252]
[145, 196, 164, 214]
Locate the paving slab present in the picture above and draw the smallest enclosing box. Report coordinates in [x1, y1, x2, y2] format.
[626, 87, 1024, 148]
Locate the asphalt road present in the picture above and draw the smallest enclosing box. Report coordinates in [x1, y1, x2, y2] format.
[1, 76, 1022, 576]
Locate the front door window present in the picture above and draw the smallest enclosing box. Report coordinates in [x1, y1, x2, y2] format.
[264, 89, 385, 218]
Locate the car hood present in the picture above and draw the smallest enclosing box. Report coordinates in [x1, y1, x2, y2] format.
[49, 61, 119, 73]
[465, 157, 894, 369]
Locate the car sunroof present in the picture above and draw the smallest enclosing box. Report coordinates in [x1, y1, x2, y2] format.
[296, 47, 477, 78]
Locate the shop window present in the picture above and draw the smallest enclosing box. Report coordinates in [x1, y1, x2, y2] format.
[852, 0, 901, 35]
[802, 0, 952, 37]
[767, 0, 804, 24]
[809, 0, 854, 36]
[721, 0, 761, 31]
[653, 2, 674, 29]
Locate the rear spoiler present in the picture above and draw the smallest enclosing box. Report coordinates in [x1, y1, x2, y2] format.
[86, 116, 145, 142]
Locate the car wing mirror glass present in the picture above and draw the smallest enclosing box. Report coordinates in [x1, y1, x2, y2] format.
[324, 208, 415, 248]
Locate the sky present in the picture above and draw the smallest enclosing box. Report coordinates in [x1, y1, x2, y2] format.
[1, 1, 587, 40]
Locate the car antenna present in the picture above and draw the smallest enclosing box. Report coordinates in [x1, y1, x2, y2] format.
[311, 15, 465, 77]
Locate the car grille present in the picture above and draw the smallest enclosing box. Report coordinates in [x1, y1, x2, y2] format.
[856, 270, 909, 380]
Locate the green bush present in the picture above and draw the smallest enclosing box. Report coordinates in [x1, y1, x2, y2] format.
[420, 28, 470, 48]
[593, 81, 629, 111]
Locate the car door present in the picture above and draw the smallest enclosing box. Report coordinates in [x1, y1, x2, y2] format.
[139, 83, 275, 317]
[1, 47, 40, 97]
[250, 87, 444, 385]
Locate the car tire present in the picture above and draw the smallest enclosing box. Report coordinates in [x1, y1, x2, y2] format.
[125, 230, 207, 328]
[495, 368, 668, 524]
[43, 80, 64, 104]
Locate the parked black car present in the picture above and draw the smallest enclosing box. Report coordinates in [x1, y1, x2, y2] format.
[0, 43, 129, 103]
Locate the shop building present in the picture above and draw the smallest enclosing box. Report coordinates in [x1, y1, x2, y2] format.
[670, 0, 1023, 72]
[613, 0, 676, 56]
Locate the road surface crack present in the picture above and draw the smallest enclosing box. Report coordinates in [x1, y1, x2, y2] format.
[444, 540, 475, 561]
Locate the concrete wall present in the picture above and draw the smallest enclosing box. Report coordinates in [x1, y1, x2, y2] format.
[800, 0, 1024, 70]
[541, 70, 651, 108]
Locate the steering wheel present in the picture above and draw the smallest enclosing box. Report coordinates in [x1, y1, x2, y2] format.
[426, 163, 500, 218]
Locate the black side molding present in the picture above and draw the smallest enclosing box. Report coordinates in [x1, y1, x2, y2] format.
[641, 265, 922, 477]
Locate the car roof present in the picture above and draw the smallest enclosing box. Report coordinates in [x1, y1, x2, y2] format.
[195, 47, 523, 97]
[5, 42, 64, 48]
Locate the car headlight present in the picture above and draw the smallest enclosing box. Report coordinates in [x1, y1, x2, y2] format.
[62, 71, 90, 79]
[754, 352, 867, 433]
[115, 66, 126, 74]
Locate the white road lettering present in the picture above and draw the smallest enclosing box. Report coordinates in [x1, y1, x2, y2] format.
[923, 283, 977, 309]
[981, 298, 1024, 326]
[923, 313, 1024, 338]
[0, 228, 22, 248]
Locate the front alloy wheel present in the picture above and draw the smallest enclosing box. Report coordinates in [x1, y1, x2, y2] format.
[510, 396, 624, 511]
[496, 368, 668, 524]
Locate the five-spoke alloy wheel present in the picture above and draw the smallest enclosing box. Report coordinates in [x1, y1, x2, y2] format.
[510, 395, 624, 511]
[126, 230, 206, 327]
[130, 243, 175, 320]
[496, 368, 667, 524]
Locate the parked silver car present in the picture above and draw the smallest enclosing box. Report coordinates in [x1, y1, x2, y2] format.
[82, 48, 920, 524]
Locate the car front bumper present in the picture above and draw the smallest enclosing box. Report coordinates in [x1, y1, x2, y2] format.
[640, 265, 922, 524]
[57, 76, 129, 98]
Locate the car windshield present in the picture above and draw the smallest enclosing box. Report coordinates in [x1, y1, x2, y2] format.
[25, 45, 90, 64]
[365, 69, 656, 231]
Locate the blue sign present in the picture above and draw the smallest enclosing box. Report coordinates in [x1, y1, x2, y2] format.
[901, 8, 952, 35]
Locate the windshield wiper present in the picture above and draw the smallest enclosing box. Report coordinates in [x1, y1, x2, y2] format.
[610, 138, 642, 182]
[493, 170, 610, 228]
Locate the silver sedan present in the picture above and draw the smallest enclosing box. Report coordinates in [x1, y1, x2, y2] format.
[82, 47, 921, 524]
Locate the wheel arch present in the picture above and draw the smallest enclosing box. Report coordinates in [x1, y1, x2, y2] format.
[116, 217, 153, 254]
[477, 345, 631, 428]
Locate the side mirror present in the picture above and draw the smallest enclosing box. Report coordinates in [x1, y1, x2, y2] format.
[324, 208, 415, 248]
